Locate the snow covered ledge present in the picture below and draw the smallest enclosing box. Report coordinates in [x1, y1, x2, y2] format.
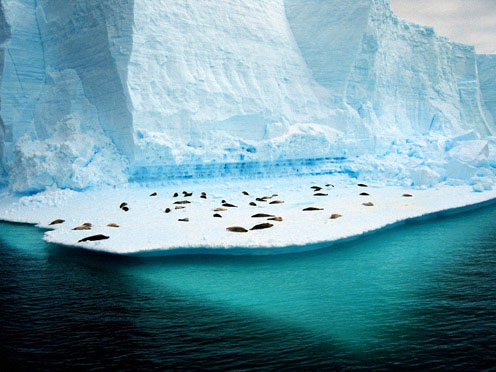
[1, 174, 495, 256]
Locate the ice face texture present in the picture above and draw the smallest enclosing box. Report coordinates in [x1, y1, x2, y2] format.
[478, 55, 496, 126]
[0, 0, 494, 192]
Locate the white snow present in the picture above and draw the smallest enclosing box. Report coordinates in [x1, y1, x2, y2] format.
[0, 174, 495, 256]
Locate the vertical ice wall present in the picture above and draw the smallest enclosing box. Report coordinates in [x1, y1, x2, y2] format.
[0, 0, 132, 192]
[0, 1, 10, 177]
[0, 0, 45, 165]
[0, 0, 494, 191]
[285, 0, 494, 140]
[477, 55, 496, 125]
[128, 0, 339, 166]
[35, 0, 135, 159]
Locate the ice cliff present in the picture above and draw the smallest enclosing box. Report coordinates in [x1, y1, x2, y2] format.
[0, 0, 494, 192]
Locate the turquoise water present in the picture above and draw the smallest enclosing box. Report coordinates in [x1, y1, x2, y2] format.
[1, 205, 495, 370]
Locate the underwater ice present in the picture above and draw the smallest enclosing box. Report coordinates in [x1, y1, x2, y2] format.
[0, 0, 495, 193]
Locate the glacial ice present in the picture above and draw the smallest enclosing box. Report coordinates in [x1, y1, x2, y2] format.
[0, 0, 495, 193]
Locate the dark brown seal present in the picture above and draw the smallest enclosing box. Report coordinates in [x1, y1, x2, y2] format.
[78, 234, 109, 243]
[73, 223, 92, 231]
[252, 213, 275, 218]
[250, 223, 274, 230]
[49, 219, 65, 226]
[227, 226, 248, 233]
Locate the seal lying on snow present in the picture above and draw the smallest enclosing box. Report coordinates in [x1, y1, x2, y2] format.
[78, 234, 109, 243]
[49, 219, 65, 226]
[251, 223, 274, 230]
[252, 213, 275, 218]
[227, 226, 248, 233]
[73, 223, 92, 231]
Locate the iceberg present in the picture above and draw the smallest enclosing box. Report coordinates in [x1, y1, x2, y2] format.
[0, 0, 494, 192]
[0, 0, 495, 255]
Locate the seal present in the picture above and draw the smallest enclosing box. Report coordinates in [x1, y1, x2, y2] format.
[164, 208, 171, 213]
[242, 191, 250, 196]
[150, 192, 157, 197]
[358, 183, 368, 187]
[269, 200, 284, 204]
[49, 219, 65, 226]
[227, 226, 248, 233]
[107, 223, 120, 228]
[311, 186, 322, 191]
[330, 214, 342, 219]
[183, 191, 193, 197]
[303, 207, 323, 211]
[249, 202, 257, 206]
[213, 214, 222, 218]
[78, 234, 109, 243]
[268, 217, 283, 222]
[363, 202, 374, 207]
[314, 193, 328, 196]
[175, 206, 185, 210]
[215, 207, 228, 212]
[250, 223, 273, 230]
[119, 202, 127, 209]
[360, 192, 370, 196]
[201, 192, 207, 199]
[122, 206, 129, 212]
[252, 213, 275, 218]
[326, 184, 334, 187]
[403, 193, 413, 197]
[174, 200, 191, 205]
[173, 192, 179, 198]
[73, 223, 92, 231]
[222, 202, 238, 208]
[178, 218, 189, 222]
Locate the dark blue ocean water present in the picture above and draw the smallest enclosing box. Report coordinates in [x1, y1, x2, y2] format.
[1, 205, 496, 371]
